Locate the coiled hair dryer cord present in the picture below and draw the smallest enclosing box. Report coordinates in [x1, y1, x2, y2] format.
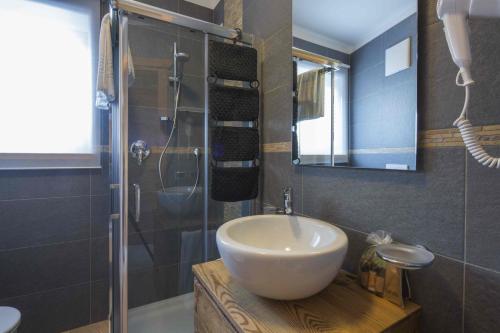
[454, 70, 500, 168]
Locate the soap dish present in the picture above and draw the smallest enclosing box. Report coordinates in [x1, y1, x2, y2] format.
[375, 243, 435, 270]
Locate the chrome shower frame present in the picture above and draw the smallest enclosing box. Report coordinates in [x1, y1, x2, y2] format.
[109, 1, 253, 332]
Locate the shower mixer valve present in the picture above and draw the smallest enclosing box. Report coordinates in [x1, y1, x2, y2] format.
[130, 140, 151, 166]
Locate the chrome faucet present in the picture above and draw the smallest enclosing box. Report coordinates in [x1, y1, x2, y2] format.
[283, 187, 293, 215]
[130, 140, 151, 166]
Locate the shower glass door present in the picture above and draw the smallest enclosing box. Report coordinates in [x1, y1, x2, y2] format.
[119, 13, 224, 333]
[111, 7, 254, 333]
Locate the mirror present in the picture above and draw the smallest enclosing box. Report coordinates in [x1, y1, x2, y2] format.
[292, 0, 418, 170]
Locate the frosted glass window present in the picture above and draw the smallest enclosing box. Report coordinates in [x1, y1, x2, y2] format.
[296, 60, 332, 161]
[0, 0, 100, 169]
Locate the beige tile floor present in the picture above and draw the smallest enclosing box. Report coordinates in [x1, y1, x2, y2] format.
[62, 320, 109, 333]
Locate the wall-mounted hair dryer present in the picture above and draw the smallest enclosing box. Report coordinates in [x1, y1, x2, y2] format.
[437, 0, 500, 168]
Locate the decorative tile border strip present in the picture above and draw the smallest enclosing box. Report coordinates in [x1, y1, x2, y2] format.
[262, 141, 292, 153]
[261, 124, 500, 153]
[419, 124, 500, 148]
[100, 126, 500, 155]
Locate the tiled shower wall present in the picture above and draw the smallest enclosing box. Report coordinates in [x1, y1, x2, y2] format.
[0, 1, 216, 332]
[241, 0, 500, 332]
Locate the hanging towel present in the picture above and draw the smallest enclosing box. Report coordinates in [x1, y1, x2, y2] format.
[297, 68, 325, 121]
[96, 14, 135, 110]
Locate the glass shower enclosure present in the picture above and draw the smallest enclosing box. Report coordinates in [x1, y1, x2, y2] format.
[108, 1, 254, 332]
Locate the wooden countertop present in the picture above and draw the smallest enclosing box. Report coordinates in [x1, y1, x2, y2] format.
[193, 260, 421, 333]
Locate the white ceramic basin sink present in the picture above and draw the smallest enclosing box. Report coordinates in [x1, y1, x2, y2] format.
[216, 214, 348, 300]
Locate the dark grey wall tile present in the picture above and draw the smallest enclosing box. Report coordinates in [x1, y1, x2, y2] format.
[261, 152, 302, 214]
[129, 106, 170, 147]
[466, 147, 500, 272]
[91, 195, 110, 238]
[129, 24, 177, 61]
[128, 229, 180, 271]
[0, 283, 91, 333]
[178, 260, 200, 294]
[262, 26, 293, 93]
[91, 237, 108, 282]
[0, 241, 90, 299]
[419, 23, 464, 130]
[0, 197, 90, 250]
[409, 256, 464, 333]
[181, 75, 205, 109]
[468, 19, 500, 126]
[91, 152, 111, 196]
[180, 0, 214, 22]
[302, 148, 465, 259]
[129, 153, 162, 193]
[262, 83, 292, 143]
[129, 69, 174, 109]
[464, 265, 500, 333]
[91, 280, 109, 323]
[176, 113, 205, 150]
[419, 18, 500, 129]
[130, 190, 177, 232]
[97, 209, 180, 283]
[243, 0, 291, 40]
[179, 37, 205, 77]
[213, 0, 224, 25]
[0, 169, 90, 201]
[139, 0, 179, 12]
[339, 227, 367, 274]
[128, 264, 178, 308]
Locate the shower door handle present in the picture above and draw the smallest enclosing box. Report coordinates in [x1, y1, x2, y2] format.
[132, 183, 141, 223]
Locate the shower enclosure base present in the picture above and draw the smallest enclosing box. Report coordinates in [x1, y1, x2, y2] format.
[129, 293, 194, 333]
[63, 293, 194, 333]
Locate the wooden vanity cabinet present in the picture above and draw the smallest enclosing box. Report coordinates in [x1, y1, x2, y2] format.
[193, 260, 420, 333]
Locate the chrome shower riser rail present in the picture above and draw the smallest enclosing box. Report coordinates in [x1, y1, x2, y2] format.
[111, 0, 253, 44]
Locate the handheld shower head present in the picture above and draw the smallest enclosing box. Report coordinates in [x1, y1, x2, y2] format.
[175, 52, 190, 63]
[169, 51, 191, 83]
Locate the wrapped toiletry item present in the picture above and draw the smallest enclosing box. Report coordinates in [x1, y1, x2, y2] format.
[358, 230, 408, 307]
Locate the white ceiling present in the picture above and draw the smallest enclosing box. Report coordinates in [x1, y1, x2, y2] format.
[293, 0, 417, 54]
[184, 0, 221, 9]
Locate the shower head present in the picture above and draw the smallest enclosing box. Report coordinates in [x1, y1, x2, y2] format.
[175, 52, 190, 63]
[169, 51, 191, 83]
